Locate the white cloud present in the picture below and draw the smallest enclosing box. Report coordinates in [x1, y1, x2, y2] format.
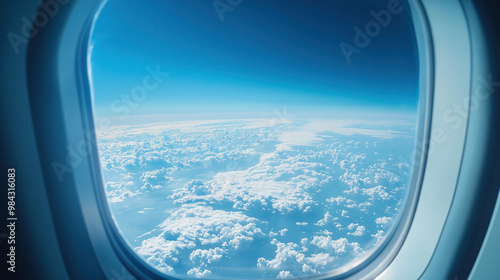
[277, 270, 294, 279]
[140, 167, 173, 189]
[376, 216, 393, 226]
[258, 238, 342, 276]
[348, 225, 366, 237]
[158, 205, 262, 249]
[187, 267, 212, 278]
[327, 196, 345, 205]
[341, 210, 349, 217]
[371, 230, 385, 245]
[104, 181, 141, 203]
[136, 236, 188, 273]
[97, 118, 414, 278]
[257, 240, 305, 270]
[305, 119, 409, 139]
[347, 223, 358, 230]
[315, 212, 333, 226]
[357, 201, 372, 211]
[189, 248, 225, 265]
[311, 236, 348, 254]
[278, 130, 323, 149]
[171, 150, 331, 214]
[317, 230, 333, 235]
[301, 264, 316, 274]
[362, 185, 391, 200]
[307, 253, 335, 268]
[136, 204, 263, 274]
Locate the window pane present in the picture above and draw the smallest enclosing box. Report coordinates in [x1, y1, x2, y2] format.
[90, 0, 420, 279]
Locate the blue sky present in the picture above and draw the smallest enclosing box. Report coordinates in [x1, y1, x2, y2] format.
[90, 0, 419, 119]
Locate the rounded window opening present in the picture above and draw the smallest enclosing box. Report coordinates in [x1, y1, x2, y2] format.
[89, 0, 421, 279]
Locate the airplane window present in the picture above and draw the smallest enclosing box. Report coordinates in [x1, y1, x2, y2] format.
[89, 0, 420, 279]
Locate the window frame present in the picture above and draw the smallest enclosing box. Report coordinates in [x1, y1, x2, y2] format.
[24, 0, 496, 279]
[86, 1, 432, 279]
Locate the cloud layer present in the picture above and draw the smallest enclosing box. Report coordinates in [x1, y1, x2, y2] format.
[97, 118, 415, 279]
